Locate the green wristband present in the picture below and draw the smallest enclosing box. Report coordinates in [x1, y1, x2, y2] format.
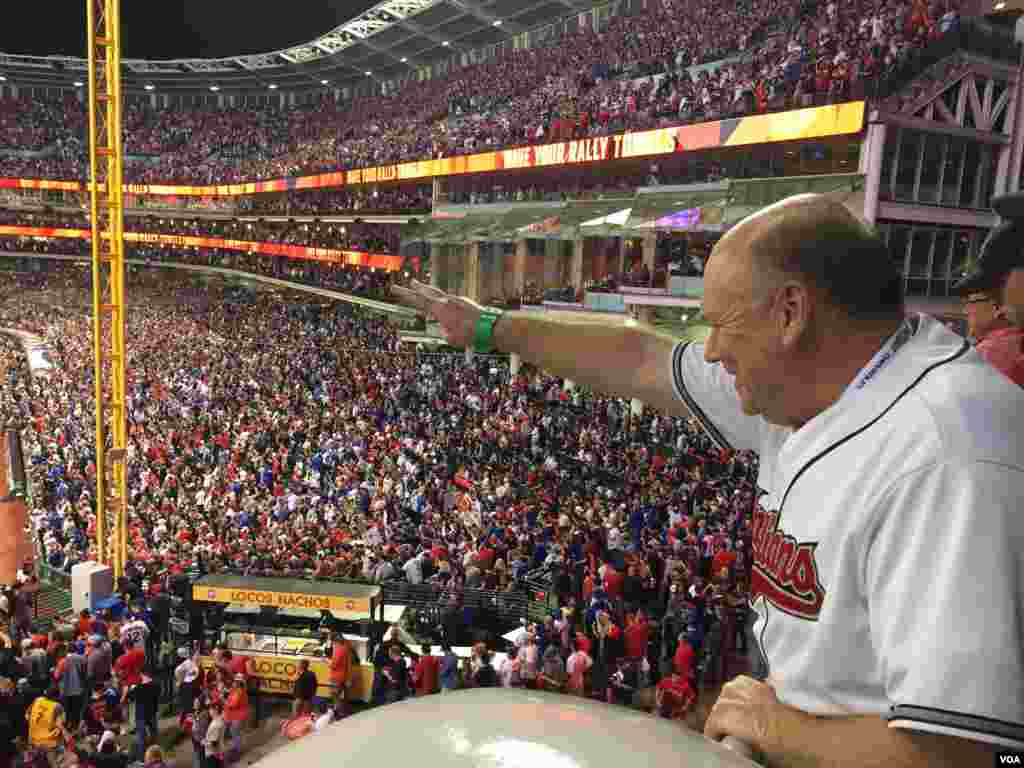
[473, 310, 504, 353]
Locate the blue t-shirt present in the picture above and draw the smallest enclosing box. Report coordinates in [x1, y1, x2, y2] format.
[439, 653, 459, 689]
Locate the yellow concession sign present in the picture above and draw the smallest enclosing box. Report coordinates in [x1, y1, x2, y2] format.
[193, 585, 372, 614]
[198, 654, 373, 701]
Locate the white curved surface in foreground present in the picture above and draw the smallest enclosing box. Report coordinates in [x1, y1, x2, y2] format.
[254, 689, 759, 768]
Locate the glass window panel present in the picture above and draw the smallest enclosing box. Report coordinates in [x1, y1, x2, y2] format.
[838, 139, 859, 173]
[907, 228, 934, 277]
[950, 229, 974, 280]
[960, 140, 981, 207]
[905, 278, 931, 297]
[918, 135, 944, 204]
[931, 229, 953, 282]
[887, 224, 911, 277]
[801, 143, 832, 175]
[980, 145, 997, 209]
[931, 229, 954, 295]
[893, 130, 921, 201]
[941, 138, 966, 206]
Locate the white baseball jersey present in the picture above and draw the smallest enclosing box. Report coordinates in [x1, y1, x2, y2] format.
[671, 313, 1024, 750]
[120, 619, 150, 651]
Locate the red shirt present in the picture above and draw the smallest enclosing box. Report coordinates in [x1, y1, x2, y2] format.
[623, 620, 649, 659]
[477, 547, 496, 570]
[582, 575, 595, 604]
[114, 647, 146, 686]
[413, 655, 440, 695]
[673, 640, 695, 679]
[604, 568, 624, 600]
[712, 550, 737, 575]
[657, 674, 696, 719]
[228, 655, 249, 679]
[977, 326, 1024, 387]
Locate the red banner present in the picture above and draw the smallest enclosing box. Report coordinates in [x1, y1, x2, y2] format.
[0, 226, 403, 272]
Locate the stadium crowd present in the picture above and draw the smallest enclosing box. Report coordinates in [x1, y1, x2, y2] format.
[0, 0, 958, 184]
[0, 263, 758, 766]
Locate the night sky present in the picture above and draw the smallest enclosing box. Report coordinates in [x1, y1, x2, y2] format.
[0, 0, 381, 60]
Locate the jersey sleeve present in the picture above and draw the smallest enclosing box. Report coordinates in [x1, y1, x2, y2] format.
[669, 341, 762, 453]
[864, 460, 1024, 749]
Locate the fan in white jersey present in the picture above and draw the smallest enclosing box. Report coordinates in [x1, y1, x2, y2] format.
[120, 614, 150, 652]
[393, 193, 1024, 767]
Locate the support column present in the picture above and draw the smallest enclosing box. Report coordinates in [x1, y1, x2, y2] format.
[631, 398, 644, 418]
[570, 238, 585, 300]
[859, 120, 887, 224]
[543, 239, 561, 292]
[617, 237, 628, 277]
[432, 178, 449, 207]
[465, 347, 475, 365]
[429, 244, 442, 289]
[642, 233, 657, 270]
[512, 239, 527, 298]
[642, 232, 657, 288]
[509, 353, 521, 376]
[465, 242, 481, 303]
[996, 52, 1024, 196]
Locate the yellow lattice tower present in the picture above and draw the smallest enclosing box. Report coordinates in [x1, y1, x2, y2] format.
[86, 0, 128, 580]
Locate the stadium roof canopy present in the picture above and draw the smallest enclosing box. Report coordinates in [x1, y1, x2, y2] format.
[0, 0, 596, 93]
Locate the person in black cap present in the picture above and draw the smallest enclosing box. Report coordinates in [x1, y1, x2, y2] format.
[992, 192, 1024, 328]
[953, 191, 1024, 386]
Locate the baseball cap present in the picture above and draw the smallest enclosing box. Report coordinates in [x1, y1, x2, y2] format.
[953, 192, 1024, 295]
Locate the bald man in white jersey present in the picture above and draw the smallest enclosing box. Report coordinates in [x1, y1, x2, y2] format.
[395, 194, 1024, 767]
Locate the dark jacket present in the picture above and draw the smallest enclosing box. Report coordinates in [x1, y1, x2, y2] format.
[293, 670, 318, 701]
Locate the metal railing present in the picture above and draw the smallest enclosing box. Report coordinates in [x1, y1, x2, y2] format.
[215, 569, 546, 629]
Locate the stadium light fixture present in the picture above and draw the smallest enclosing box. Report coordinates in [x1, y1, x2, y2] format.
[442, 40, 450, 46]
[268, 83, 278, 90]
[365, 70, 372, 75]
[73, 81, 84, 87]
[0, 75, 7, 82]
[209, 85, 220, 92]
[144, 84, 155, 91]
[321, 79, 329, 85]
[493, 19, 502, 26]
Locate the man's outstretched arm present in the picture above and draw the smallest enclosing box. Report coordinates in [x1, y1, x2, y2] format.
[391, 281, 690, 418]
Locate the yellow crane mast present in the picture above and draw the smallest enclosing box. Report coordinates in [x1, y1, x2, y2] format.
[86, 0, 128, 580]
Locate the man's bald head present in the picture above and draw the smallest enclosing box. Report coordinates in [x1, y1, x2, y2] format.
[713, 194, 904, 329]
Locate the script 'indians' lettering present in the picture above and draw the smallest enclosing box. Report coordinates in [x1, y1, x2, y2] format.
[750, 504, 826, 620]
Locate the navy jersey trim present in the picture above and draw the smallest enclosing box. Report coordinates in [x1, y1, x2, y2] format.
[887, 704, 1024, 744]
[670, 341, 733, 453]
[776, 336, 971, 514]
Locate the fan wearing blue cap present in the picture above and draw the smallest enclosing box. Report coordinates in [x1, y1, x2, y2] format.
[953, 191, 1024, 386]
